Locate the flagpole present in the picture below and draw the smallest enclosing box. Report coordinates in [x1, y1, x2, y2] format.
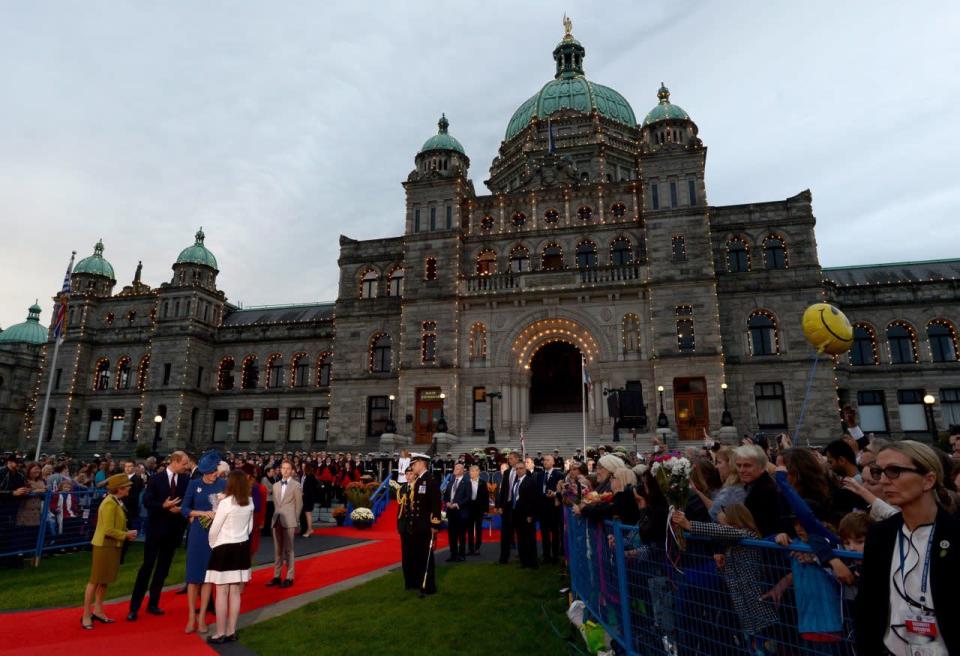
[581, 354, 587, 457]
[34, 338, 61, 462]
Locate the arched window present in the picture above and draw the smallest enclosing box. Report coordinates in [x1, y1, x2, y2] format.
[577, 206, 593, 222]
[115, 357, 132, 390]
[217, 356, 235, 391]
[469, 322, 487, 360]
[266, 353, 284, 388]
[544, 208, 559, 225]
[622, 314, 640, 353]
[748, 311, 779, 356]
[610, 238, 632, 266]
[541, 243, 563, 270]
[509, 245, 530, 272]
[610, 202, 627, 219]
[136, 355, 150, 391]
[512, 212, 526, 227]
[317, 352, 332, 387]
[291, 352, 309, 387]
[93, 358, 111, 391]
[887, 322, 918, 364]
[240, 355, 259, 389]
[480, 214, 495, 231]
[388, 268, 404, 297]
[927, 320, 958, 362]
[360, 269, 378, 299]
[726, 237, 751, 273]
[763, 235, 788, 270]
[576, 241, 597, 269]
[850, 324, 878, 366]
[421, 322, 437, 363]
[476, 249, 497, 276]
[370, 334, 392, 373]
[424, 257, 438, 281]
[676, 306, 695, 352]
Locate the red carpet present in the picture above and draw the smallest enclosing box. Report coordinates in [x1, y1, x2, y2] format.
[0, 502, 450, 655]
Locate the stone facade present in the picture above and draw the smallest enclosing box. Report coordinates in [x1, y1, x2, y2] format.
[3, 27, 958, 455]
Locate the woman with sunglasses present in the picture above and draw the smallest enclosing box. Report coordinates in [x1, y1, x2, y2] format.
[855, 440, 958, 656]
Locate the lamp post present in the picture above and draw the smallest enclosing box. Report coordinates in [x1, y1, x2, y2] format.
[433, 392, 447, 457]
[385, 394, 397, 434]
[486, 391, 502, 444]
[721, 383, 733, 427]
[923, 393, 937, 443]
[152, 414, 163, 456]
[657, 385, 668, 429]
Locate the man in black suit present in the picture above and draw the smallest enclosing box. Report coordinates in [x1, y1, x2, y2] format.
[443, 463, 471, 562]
[405, 453, 442, 594]
[495, 451, 521, 564]
[537, 455, 564, 564]
[120, 459, 144, 564]
[466, 464, 489, 555]
[127, 451, 189, 621]
[511, 461, 539, 569]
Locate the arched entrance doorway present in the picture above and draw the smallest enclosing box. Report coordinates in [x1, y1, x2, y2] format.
[530, 342, 582, 413]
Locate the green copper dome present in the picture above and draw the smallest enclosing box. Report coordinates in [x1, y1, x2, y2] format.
[0, 303, 47, 345]
[504, 32, 637, 142]
[176, 228, 218, 270]
[642, 83, 691, 126]
[73, 239, 116, 280]
[419, 114, 465, 155]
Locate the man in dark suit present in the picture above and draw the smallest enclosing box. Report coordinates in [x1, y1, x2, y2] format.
[466, 464, 489, 555]
[127, 451, 189, 621]
[120, 459, 144, 564]
[406, 453, 441, 594]
[511, 461, 539, 569]
[443, 463, 470, 562]
[495, 451, 521, 564]
[537, 454, 564, 564]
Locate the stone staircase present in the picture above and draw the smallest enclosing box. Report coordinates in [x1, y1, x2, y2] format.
[451, 412, 657, 455]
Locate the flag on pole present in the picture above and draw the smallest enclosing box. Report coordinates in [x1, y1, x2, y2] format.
[582, 357, 595, 410]
[52, 252, 76, 343]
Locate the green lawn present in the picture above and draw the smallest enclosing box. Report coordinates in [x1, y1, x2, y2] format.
[0, 543, 186, 610]
[240, 562, 579, 656]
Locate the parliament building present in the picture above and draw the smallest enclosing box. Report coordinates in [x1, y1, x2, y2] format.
[2, 25, 959, 455]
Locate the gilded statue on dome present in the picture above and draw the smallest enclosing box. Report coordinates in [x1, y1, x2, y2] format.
[563, 14, 573, 38]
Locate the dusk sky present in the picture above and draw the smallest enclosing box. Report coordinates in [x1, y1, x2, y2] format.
[2, 1, 958, 331]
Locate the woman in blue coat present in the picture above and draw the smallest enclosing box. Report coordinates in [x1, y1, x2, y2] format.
[181, 450, 226, 634]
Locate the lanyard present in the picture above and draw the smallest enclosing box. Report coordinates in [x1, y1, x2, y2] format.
[897, 523, 935, 603]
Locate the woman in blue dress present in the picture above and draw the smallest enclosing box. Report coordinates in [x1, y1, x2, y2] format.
[181, 450, 226, 634]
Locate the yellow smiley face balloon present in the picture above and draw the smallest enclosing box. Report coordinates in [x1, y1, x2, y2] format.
[802, 303, 854, 355]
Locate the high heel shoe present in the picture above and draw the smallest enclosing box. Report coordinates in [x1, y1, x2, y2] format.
[81, 618, 94, 630]
[91, 614, 114, 624]
[206, 635, 227, 644]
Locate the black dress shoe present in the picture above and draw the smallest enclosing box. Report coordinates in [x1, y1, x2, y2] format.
[126, 612, 138, 622]
[146, 606, 164, 616]
[266, 577, 281, 587]
[279, 579, 293, 588]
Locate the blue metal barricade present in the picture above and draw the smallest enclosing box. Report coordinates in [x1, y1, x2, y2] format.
[565, 508, 863, 656]
[0, 489, 107, 562]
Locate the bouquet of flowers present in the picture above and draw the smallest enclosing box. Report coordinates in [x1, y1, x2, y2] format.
[560, 474, 592, 507]
[651, 454, 692, 550]
[199, 493, 224, 529]
[471, 448, 486, 459]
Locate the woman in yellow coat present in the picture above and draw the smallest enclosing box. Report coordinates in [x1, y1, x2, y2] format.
[81, 473, 137, 630]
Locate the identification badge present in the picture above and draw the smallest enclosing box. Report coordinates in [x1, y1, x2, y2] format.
[905, 614, 938, 639]
[418, 485, 426, 494]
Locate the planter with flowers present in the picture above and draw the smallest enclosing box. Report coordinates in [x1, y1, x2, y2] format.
[331, 506, 347, 527]
[350, 507, 375, 529]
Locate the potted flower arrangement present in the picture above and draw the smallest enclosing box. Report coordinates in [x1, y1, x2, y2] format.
[344, 481, 372, 509]
[350, 507, 375, 529]
[331, 506, 347, 527]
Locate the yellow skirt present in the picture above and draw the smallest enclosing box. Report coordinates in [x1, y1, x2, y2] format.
[89, 545, 122, 585]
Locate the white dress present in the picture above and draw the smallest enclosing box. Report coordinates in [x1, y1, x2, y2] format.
[205, 495, 254, 584]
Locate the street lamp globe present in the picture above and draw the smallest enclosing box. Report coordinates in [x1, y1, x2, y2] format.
[923, 394, 935, 405]
[721, 383, 728, 390]
[154, 415, 163, 424]
[657, 385, 664, 393]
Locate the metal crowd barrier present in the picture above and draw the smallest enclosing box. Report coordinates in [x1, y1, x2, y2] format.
[565, 508, 862, 656]
[0, 489, 107, 563]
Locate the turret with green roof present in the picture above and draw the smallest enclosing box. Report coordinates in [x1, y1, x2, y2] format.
[0, 303, 47, 346]
[73, 239, 115, 281]
[176, 227, 218, 270]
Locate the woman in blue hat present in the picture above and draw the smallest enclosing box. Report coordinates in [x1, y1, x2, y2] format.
[181, 450, 226, 634]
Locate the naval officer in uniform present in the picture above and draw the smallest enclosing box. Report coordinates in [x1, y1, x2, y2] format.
[396, 466, 417, 590]
[405, 453, 442, 594]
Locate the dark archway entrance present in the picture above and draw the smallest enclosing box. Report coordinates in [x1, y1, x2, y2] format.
[530, 341, 582, 413]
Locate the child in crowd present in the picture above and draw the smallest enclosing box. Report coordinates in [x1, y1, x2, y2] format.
[672, 504, 778, 655]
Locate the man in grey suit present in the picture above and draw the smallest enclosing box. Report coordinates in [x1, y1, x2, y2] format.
[267, 459, 302, 588]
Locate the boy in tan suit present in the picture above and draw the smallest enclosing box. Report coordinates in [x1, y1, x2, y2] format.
[267, 460, 302, 588]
